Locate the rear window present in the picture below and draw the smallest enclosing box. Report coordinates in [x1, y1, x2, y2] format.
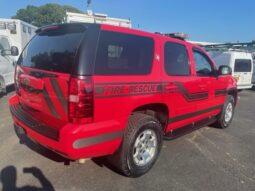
[234, 59, 252, 72]
[18, 24, 85, 73]
[94, 31, 154, 75]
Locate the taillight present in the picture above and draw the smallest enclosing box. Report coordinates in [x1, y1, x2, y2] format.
[68, 76, 94, 124]
[14, 65, 23, 95]
[234, 76, 240, 82]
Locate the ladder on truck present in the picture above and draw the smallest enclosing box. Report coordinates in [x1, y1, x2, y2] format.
[204, 42, 255, 55]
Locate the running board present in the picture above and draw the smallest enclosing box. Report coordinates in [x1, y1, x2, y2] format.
[164, 116, 217, 140]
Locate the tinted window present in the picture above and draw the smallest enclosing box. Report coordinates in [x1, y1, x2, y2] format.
[193, 50, 213, 76]
[164, 42, 190, 76]
[94, 31, 154, 75]
[18, 24, 85, 73]
[234, 59, 252, 72]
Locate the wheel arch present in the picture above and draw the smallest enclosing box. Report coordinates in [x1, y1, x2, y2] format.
[131, 103, 169, 131]
[227, 88, 238, 106]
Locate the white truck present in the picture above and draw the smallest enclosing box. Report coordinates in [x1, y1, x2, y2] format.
[208, 50, 254, 90]
[252, 53, 255, 86]
[65, 11, 132, 28]
[0, 19, 37, 93]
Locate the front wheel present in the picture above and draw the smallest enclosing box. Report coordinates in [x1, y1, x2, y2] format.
[109, 113, 163, 177]
[215, 95, 235, 129]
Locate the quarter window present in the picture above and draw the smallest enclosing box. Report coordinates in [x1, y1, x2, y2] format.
[164, 42, 190, 76]
[94, 31, 154, 75]
[193, 50, 213, 76]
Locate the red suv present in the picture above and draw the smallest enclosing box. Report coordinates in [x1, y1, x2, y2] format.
[9, 23, 237, 177]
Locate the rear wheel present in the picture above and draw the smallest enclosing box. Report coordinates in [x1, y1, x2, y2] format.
[110, 113, 163, 177]
[215, 95, 235, 129]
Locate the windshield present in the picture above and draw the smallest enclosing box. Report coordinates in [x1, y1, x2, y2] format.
[234, 59, 252, 72]
[18, 24, 86, 74]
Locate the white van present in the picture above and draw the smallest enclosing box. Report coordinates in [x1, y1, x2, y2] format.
[0, 35, 18, 93]
[252, 59, 255, 86]
[0, 19, 37, 93]
[208, 51, 254, 90]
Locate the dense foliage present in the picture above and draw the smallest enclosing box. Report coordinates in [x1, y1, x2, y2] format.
[12, 4, 83, 27]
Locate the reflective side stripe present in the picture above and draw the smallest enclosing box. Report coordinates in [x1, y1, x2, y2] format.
[42, 87, 60, 119]
[73, 130, 123, 149]
[50, 78, 68, 114]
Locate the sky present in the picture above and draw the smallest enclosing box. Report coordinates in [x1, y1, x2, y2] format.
[0, 0, 254, 43]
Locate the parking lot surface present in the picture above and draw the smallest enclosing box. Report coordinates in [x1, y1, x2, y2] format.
[0, 89, 255, 191]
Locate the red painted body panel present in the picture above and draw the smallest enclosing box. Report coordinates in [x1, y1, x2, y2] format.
[9, 23, 237, 160]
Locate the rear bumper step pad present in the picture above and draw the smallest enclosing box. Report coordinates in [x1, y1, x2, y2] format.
[10, 104, 59, 141]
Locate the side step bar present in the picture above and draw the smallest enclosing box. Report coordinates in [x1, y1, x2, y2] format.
[164, 116, 217, 140]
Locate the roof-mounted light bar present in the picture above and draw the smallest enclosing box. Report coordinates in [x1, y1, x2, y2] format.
[155, 32, 189, 40]
[166, 32, 189, 40]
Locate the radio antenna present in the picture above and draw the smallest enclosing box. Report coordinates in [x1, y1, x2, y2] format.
[87, 0, 92, 10]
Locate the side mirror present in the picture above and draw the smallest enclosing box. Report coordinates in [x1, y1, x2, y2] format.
[1, 46, 19, 56]
[219, 65, 232, 75]
[10, 46, 19, 56]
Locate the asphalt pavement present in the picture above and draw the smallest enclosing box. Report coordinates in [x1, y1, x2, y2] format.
[0, 88, 255, 191]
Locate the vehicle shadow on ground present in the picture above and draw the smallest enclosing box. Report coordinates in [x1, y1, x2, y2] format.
[0, 166, 55, 191]
[92, 157, 124, 176]
[14, 125, 72, 165]
[0, 85, 15, 98]
[250, 86, 255, 91]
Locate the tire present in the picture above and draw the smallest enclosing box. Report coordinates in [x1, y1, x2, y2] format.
[215, 95, 235, 129]
[109, 113, 163, 177]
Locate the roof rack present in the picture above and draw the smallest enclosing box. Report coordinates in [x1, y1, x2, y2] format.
[155, 32, 189, 41]
[204, 42, 255, 52]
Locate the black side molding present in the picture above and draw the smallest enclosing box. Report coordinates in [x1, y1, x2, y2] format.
[168, 105, 223, 124]
[165, 116, 217, 140]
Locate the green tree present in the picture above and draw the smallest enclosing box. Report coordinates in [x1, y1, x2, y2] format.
[12, 3, 83, 27]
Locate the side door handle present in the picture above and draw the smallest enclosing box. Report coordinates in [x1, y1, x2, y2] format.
[198, 84, 208, 91]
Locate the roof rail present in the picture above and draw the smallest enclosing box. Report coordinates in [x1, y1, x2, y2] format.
[204, 42, 255, 52]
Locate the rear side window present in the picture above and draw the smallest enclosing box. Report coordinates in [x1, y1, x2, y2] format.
[18, 24, 85, 73]
[234, 59, 252, 72]
[94, 31, 154, 75]
[164, 42, 190, 76]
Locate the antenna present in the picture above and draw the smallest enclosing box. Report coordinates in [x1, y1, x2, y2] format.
[87, 0, 92, 10]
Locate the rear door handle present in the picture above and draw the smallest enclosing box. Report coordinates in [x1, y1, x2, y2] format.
[198, 85, 206, 88]
[165, 83, 177, 91]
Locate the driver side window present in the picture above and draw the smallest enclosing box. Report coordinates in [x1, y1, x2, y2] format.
[193, 50, 213, 76]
